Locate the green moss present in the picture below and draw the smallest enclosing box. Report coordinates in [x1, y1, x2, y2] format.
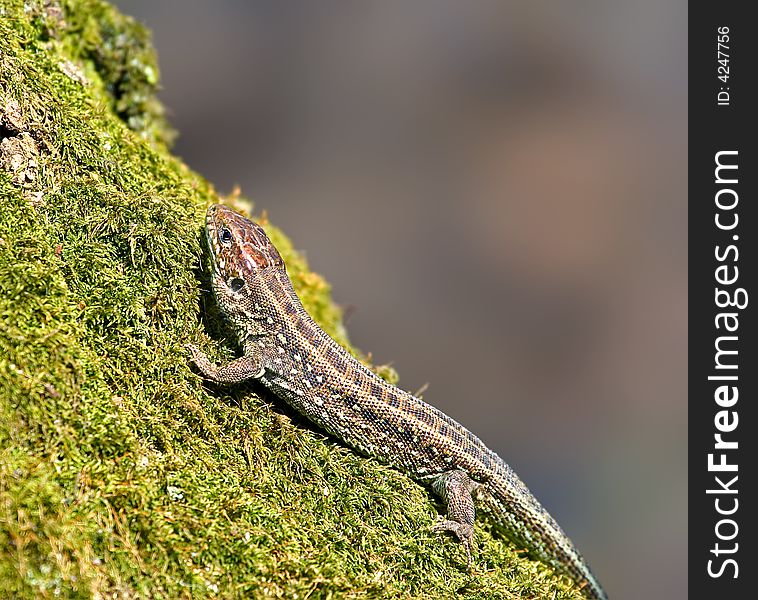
[0, 1, 586, 598]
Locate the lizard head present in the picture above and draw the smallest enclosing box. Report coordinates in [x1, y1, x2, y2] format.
[204, 204, 284, 298]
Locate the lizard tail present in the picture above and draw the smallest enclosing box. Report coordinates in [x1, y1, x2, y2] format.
[484, 469, 608, 600]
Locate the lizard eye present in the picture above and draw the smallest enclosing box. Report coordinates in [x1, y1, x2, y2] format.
[220, 227, 232, 244]
[230, 277, 245, 293]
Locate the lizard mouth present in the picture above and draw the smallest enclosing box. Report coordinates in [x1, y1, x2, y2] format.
[203, 205, 223, 276]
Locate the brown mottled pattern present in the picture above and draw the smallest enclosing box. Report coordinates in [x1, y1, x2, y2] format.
[187, 205, 607, 600]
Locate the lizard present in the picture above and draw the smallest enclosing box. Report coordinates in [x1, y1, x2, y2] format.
[186, 204, 608, 600]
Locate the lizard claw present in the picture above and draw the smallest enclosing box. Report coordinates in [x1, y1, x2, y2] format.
[185, 343, 215, 379]
[432, 519, 475, 571]
[185, 343, 203, 363]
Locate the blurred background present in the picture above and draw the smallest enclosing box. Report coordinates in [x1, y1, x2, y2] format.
[113, 2, 687, 598]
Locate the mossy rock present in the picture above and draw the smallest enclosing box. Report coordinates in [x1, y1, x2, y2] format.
[0, 1, 587, 598]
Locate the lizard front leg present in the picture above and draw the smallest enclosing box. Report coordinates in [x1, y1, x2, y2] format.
[186, 344, 265, 384]
[430, 470, 480, 569]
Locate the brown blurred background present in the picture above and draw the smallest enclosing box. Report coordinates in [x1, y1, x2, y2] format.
[113, 2, 687, 598]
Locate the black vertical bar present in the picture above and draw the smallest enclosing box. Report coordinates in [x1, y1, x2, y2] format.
[690, 3, 756, 599]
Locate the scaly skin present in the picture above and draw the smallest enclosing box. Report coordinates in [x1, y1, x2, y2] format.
[187, 204, 607, 600]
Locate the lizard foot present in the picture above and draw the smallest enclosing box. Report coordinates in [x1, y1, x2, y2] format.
[432, 519, 474, 570]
